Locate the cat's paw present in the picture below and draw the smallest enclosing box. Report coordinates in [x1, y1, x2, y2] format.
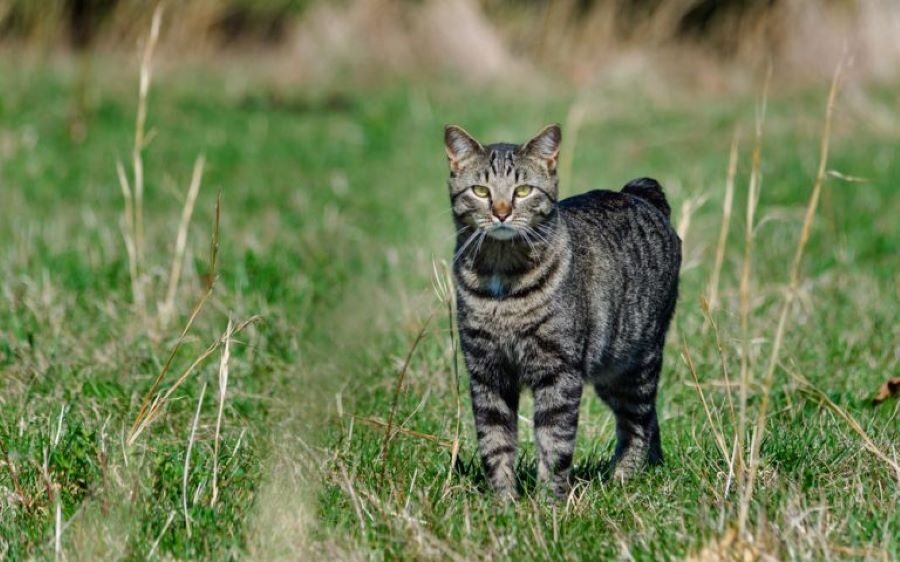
[493, 486, 520, 503]
[533, 476, 572, 502]
[611, 458, 646, 482]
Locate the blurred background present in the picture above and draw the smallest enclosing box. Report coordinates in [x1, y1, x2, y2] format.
[2, 1, 899, 83]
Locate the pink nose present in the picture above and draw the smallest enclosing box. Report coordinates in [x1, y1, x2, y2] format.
[492, 200, 512, 221]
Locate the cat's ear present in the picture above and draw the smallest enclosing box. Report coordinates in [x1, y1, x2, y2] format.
[522, 124, 561, 172]
[444, 125, 484, 173]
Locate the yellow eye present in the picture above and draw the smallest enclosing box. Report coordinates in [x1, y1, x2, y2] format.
[472, 185, 490, 198]
[514, 185, 533, 198]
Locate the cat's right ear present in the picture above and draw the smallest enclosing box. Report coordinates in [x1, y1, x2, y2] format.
[521, 124, 561, 172]
[444, 125, 484, 173]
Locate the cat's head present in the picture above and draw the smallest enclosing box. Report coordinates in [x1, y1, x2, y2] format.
[444, 124, 561, 241]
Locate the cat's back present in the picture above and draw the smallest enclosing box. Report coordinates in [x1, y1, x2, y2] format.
[559, 179, 681, 284]
[560, 179, 678, 247]
[559, 179, 681, 365]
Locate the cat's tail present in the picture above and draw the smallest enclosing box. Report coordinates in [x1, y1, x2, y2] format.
[621, 177, 671, 220]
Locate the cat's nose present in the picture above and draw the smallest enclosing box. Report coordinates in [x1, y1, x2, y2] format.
[492, 200, 512, 222]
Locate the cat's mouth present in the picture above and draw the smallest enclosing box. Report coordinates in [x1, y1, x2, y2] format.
[486, 224, 518, 240]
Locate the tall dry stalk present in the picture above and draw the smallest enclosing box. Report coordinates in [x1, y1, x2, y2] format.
[133, 5, 162, 272]
[785, 365, 900, 479]
[559, 98, 587, 197]
[700, 298, 737, 427]
[183, 381, 207, 538]
[116, 162, 140, 310]
[118, 4, 163, 314]
[211, 318, 233, 507]
[161, 155, 206, 327]
[130, 314, 258, 446]
[433, 260, 462, 488]
[707, 128, 740, 311]
[127, 197, 221, 446]
[682, 338, 729, 463]
[738, 60, 844, 531]
[736, 66, 771, 507]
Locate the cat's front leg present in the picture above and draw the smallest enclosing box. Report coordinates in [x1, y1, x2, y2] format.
[532, 370, 583, 498]
[469, 373, 520, 500]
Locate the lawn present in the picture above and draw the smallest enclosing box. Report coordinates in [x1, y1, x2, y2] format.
[0, 55, 897, 560]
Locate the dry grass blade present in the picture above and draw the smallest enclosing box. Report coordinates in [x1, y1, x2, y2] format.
[130, 316, 260, 445]
[356, 416, 454, 449]
[432, 259, 463, 484]
[681, 338, 729, 464]
[707, 128, 740, 311]
[128, 197, 222, 445]
[378, 312, 436, 487]
[148, 511, 176, 559]
[207, 193, 221, 290]
[559, 98, 587, 196]
[741, 58, 844, 531]
[700, 298, 737, 426]
[116, 160, 142, 308]
[685, 527, 758, 562]
[161, 155, 206, 327]
[132, 4, 163, 274]
[211, 317, 233, 507]
[736, 65, 771, 507]
[183, 381, 207, 538]
[128, 293, 212, 444]
[785, 365, 900, 480]
[339, 463, 367, 532]
[442, 262, 463, 487]
[1, 447, 31, 509]
[676, 193, 708, 246]
[54, 496, 61, 562]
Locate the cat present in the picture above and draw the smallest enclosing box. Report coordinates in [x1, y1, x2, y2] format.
[445, 124, 681, 499]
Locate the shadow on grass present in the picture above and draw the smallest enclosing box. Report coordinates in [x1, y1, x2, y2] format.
[451, 449, 667, 498]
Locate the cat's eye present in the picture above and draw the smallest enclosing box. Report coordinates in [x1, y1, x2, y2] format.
[472, 185, 491, 198]
[514, 185, 533, 198]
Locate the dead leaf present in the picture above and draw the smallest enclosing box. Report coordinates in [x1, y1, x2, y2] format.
[872, 377, 900, 406]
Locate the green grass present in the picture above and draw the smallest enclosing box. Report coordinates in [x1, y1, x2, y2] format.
[0, 56, 897, 560]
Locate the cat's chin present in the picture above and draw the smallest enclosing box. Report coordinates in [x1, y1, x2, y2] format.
[486, 226, 518, 241]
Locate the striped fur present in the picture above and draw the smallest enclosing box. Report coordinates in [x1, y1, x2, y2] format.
[445, 125, 681, 499]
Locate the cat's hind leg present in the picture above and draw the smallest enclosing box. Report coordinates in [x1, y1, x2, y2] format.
[594, 357, 663, 480]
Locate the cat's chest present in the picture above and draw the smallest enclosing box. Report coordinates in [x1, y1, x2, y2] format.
[485, 274, 507, 298]
[458, 288, 557, 351]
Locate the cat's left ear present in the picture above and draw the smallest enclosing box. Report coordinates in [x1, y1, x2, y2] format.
[521, 124, 561, 172]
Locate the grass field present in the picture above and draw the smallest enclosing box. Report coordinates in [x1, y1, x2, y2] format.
[0, 55, 897, 560]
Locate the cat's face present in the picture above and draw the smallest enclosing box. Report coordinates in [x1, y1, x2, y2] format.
[445, 125, 561, 241]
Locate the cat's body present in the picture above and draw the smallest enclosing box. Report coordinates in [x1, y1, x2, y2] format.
[445, 125, 681, 498]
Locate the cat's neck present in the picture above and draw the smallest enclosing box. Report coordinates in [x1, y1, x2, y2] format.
[472, 238, 537, 275]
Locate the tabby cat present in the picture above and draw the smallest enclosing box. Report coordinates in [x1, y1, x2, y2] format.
[445, 124, 681, 499]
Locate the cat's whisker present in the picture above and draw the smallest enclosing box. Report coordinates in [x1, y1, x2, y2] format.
[473, 230, 487, 257]
[525, 225, 549, 246]
[452, 230, 481, 264]
[455, 225, 473, 237]
[534, 222, 555, 239]
[519, 224, 548, 248]
[437, 225, 473, 249]
[519, 228, 538, 253]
